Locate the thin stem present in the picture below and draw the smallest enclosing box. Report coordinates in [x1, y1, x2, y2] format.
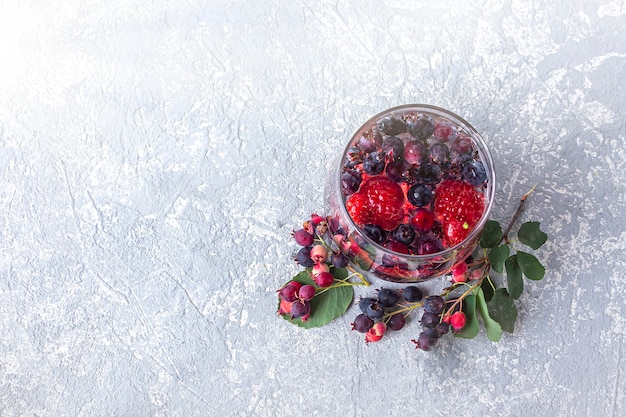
[501, 183, 537, 244]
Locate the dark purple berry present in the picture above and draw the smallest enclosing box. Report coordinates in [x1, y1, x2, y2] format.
[351, 313, 374, 333]
[382, 136, 404, 160]
[331, 252, 348, 268]
[291, 300, 310, 319]
[362, 224, 385, 244]
[418, 238, 443, 255]
[386, 159, 409, 182]
[377, 116, 406, 135]
[413, 331, 435, 351]
[393, 224, 416, 245]
[388, 313, 406, 331]
[420, 312, 440, 328]
[462, 161, 487, 186]
[295, 246, 314, 267]
[407, 184, 433, 207]
[406, 113, 435, 140]
[404, 140, 428, 165]
[341, 170, 362, 195]
[402, 285, 423, 302]
[356, 136, 379, 153]
[381, 254, 409, 270]
[429, 142, 450, 164]
[363, 151, 386, 175]
[435, 322, 450, 337]
[377, 288, 399, 307]
[423, 295, 445, 315]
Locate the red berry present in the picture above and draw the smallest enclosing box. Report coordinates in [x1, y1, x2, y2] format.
[314, 271, 334, 288]
[434, 180, 485, 245]
[311, 262, 330, 277]
[345, 176, 405, 231]
[450, 311, 467, 332]
[278, 298, 293, 315]
[410, 208, 435, 231]
[292, 229, 314, 246]
[365, 322, 386, 343]
[298, 284, 316, 301]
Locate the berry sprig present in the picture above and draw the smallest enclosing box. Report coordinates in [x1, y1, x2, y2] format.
[276, 187, 547, 350]
[276, 214, 370, 328]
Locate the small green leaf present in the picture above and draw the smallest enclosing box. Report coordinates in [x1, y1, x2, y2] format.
[455, 294, 479, 339]
[488, 244, 510, 273]
[480, 220, 503, 248]
[487, 288, 518, 333]
[505, 255, 523, 299]
[283, 268, 353, 329]
[516, 251, 545, 281]
[476, 288, 503, 342]
[518, 221, 548, 250]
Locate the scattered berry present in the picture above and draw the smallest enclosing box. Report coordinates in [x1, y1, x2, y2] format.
[407, 184, 433, 207]
[313, 271, 334, 288]
[362, 151, 386, 175]
[311, 262, 330, 277]
[423, 296, 445, 315]
[388, 313, 406, 331]
[280, 284, 299, 302]
[365, 321, 387, 343]
[392, 224, 416, 245]
[292, 229, 314, 246]
[412, 332, 434, 351]
[331, 251, 348, 268]
[309, 245, 329, 264]
[420, 312, 440, 328]
[291, 300, 311, 320]
[298, 285, 316, 301]
[351, 313, 375, 333]
[402, 286, 423, 302]
[406, 113, 435, 140]
[377, 288, 399, 307]
[462, 161, 487, 186]
[450, 311, 467, 332]
[382, 136, 405, 160]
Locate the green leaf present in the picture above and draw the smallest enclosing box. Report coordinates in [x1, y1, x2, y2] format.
[476, 287, 503, 342]
[516, 251, 545, 280]
[480, 220, 503, 248]
[282, 268, 353, 329]
[488, 244, 510, 273]
[505, 255, 523, 299]
[518, 221, 548, 250]
[487, 288, 518, 333]
[455, 294, 479, 339]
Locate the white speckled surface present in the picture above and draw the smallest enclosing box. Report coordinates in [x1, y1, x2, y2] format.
[1, 0, 625, 415]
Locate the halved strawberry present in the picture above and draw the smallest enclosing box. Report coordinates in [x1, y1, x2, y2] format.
[434, 180, 485, 245]
[345, 176, 405, 231]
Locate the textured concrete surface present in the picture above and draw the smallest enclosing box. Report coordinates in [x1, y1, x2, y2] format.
[1, 0, 625, 416]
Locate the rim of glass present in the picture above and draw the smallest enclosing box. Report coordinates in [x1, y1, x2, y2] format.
[336, 103, 496, 261]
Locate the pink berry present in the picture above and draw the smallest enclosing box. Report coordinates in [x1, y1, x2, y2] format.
[292, 229, 314, 246]
[279, 284, 299, 302]
[311, 262, 330, 277]
[278, 298, 293, 315]
[311, 213, 325, 225]
[309, 245, 328, 263]
[450, 311, 467, 332]
[410, 208, 435, 231]
[313, 271, 334, 288]
[451, 262, 468, 276]
[452, 272, 468, 283]
[365, 322, 386, 343]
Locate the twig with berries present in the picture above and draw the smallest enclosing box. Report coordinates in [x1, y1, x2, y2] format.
[277, 214, 371, 328]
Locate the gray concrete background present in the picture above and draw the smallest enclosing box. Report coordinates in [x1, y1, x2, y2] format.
[1, 0, 625, 416]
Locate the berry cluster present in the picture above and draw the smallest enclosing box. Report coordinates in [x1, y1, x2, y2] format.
[340, 111, 489, 255]
[411, 295, 466, 351]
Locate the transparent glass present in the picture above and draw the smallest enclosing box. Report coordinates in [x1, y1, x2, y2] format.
[324, 104, 495, 282]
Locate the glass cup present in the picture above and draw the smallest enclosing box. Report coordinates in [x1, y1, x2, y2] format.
[324, 104, 495, 282]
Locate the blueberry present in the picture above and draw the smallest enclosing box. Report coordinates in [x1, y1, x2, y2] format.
[362, 224, 385, 244]
[429, 142, 450, 164]
[414, 331, 435, 351]
[291, 300, 311, 319]
[341, 170, 361, 195]
[331, 252, 349, 268]
[407, 184, 433, 207]
[402, 285, 423, 302]
[423, 295, 445, 315]
[404, 140, 428, 165]
[363, 151, 386, 175]
[413, 163, 441, 184]
[382, 136, 404, 160]
[359, 297, 377, 313]
[365, 302, 384, 320]
[385, 159, 409, 182]
[435, 322, 450, 337]
[356, 136, 379, 154]
[393, 224, 416, 245]
[462, 161, 487, 186]
[377, 116, 406, 135]
[377, 288, 399, 307]
[406, 113, 435, 140]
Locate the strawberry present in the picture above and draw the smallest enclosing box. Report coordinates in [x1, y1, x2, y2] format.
[434, 180, 485, 245]
[345, 176, 405, 231]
